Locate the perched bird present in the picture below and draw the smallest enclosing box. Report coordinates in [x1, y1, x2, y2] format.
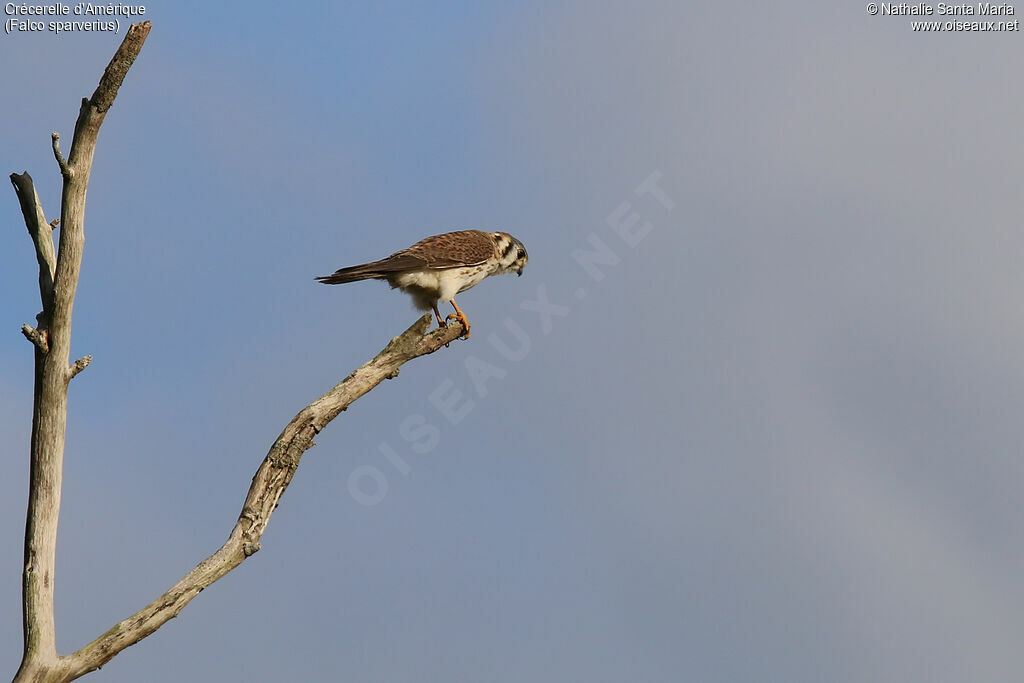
[316, 230, 528, 339]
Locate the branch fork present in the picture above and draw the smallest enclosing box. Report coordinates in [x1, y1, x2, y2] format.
[21, 324, 49, 353]
[51, 133, 72, 178]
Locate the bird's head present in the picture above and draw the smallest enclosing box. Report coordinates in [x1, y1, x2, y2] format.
[492, 232, 529, 276]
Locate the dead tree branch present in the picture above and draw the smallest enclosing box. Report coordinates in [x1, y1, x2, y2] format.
[12, 21, 151, 683]
[59, 315, 464, 678]
[10, 173, 56, 315]
[51, 134, 71, 179]
[11, 19, 469, 683]
[20, 325, 49, 353]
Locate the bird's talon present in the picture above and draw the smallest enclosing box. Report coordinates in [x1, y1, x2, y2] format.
[445, 313, 471, 339]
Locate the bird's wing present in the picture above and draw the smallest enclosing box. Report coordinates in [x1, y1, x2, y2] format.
[402, 230, 495, 268]
[315, 230, 494, 284]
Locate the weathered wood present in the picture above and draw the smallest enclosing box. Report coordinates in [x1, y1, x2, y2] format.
[9, 173, 55, 314]
[60, 315, 465, 679]
[11, 19, 470, 682]
[12, 22, 151, 683]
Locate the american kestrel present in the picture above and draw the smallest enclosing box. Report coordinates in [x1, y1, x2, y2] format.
[316, 230, 528, 339]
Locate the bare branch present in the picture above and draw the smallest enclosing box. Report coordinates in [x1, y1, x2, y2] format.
[21, 325, 49, 353]
[70, 21, 151, 156]
[68, 355, 92, 380]
[61, 315, 464, 678]
[51, 133, 72, 178]
[14, 22, 150, 683]
[9, 172, 56, 313]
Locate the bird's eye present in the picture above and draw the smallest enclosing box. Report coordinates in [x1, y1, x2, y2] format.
[517, 249, 525, 259]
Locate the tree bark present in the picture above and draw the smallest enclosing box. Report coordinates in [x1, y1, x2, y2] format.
[12, 22, 151, 683]
[11, 20, 470, 682]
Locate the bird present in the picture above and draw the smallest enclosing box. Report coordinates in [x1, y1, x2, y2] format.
[316, 230, 528, 339]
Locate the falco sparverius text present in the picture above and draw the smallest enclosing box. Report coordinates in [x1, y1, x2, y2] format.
[316, 230, 529, 339]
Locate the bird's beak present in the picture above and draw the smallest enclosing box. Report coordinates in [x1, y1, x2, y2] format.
[517, 269, 523, 277]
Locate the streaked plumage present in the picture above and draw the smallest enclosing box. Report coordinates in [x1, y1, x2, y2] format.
[316, 230, 528, 338]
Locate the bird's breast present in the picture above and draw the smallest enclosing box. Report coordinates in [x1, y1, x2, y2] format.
[390, 265, 492, 303]
[453, 265, 490, 293]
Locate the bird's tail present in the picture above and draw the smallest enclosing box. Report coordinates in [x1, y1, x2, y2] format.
[315, 261, 390, 285]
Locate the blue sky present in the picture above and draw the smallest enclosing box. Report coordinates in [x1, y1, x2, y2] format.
[3, 3, 1024, 681]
